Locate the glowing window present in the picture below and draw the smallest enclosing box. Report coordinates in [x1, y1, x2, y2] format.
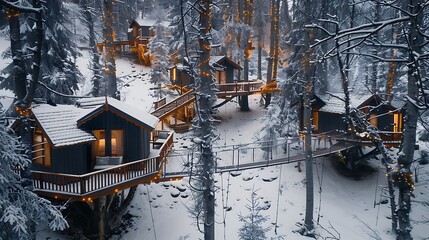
[393, 113, 402, 132]
[32, 127, 51, 168]
[370, 114, 378, 127]
[111, 130, 124, 156]
[312, 111, 319, 131]
[92, 130, 106, 157]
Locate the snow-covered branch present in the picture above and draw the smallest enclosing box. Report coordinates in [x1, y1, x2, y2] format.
[0, 0, 41, 14]
[37, 81, 91, 99]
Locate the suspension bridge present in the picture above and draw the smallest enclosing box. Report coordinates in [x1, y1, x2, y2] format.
[162, 134, 357, 180]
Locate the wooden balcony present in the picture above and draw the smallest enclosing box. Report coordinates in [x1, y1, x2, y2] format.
[32, 131, 174, 201]
[379, 131, 402, 147]
[217, 81, 263, 98]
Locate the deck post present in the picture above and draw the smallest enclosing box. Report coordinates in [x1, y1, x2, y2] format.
[80, 177, 86, 195]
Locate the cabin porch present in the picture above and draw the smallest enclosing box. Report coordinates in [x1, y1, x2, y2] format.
[31, 130, 175, 201]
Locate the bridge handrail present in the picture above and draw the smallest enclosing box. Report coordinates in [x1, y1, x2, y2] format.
[151, 89, 196, 118]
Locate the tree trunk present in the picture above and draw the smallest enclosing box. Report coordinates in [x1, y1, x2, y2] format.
[396, 1, 422, 239]
[255, 0, 264, 80]
[302, 0, 314, 232]
[271, 0, 280, 81]
[7, 9, 27, 100]
[257, 38, 262, 80]
[103, 0, 117, 99]
[239, 0, 252, 112]
[370, 3, 380, 94]
[197, 1, 216, 239]
[264, 0, 278, 107]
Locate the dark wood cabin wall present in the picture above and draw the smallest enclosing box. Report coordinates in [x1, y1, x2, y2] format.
[80, 111, 149, 162]
[226, 65, 234, 83]
[368, 107, 394, 132]
[32, 144, 89, 175]
[317, 112, 344, 133]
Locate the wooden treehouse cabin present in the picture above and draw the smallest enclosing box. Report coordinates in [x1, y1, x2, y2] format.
[298, 93, 404, 147]
[97, 18, 166, 66]
[168, 55, 243, 90]
[25, 97, 175, 201]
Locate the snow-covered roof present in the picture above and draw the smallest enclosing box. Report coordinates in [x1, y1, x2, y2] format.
[318, 94, 347, 114]
[130, 18, 169, 28]
[32, 104, 96, 147]
[77, 97, 159, 130]
[32, 97, 159, 147]
[317, 93, 405, 114]
[183, 55, 242, 69]
[318, 93, 374, 113]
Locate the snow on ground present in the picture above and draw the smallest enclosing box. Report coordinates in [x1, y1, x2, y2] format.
[1, 32, 427, 239]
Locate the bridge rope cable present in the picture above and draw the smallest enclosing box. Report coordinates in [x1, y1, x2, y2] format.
[274, 166, 283, 235]
[315, 156, 326, 224]
[220, 172, 231, 240]
[374, 160, 382, 226]
[146, 185, 158, 240]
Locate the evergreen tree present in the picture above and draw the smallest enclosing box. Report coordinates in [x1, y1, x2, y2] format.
[238, 190, 270, 240]
[147, 14, 169, 99]
[0, 107, 68, 239]
[80, 0, 103, 97]
[34, 0, 83, 103]
[167, 0, 197, 62]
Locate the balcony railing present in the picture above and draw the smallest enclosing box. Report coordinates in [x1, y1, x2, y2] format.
[32, 130, 174, 200]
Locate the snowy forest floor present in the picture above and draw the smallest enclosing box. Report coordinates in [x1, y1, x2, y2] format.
[33, 49, 429, 240]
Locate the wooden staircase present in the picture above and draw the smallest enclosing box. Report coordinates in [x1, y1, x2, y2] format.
[151, 81, 282, 133]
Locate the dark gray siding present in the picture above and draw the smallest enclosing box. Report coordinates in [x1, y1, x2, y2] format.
[317, 112, 344, 133]
[33, 144, 89, 175]
[226, 66, 234, 83]
[80, 111, 150, 162]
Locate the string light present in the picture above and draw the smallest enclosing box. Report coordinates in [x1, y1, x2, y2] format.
[5, 9, 20, 20]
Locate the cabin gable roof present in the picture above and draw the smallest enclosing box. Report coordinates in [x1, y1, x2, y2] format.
[31, 97, 158, 148]
[316, 93, 401, 114]
[183, 55, 242, 70]
[76, 97, 158, 130]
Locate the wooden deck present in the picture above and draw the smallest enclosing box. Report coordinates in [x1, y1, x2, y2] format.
[32, 130, 174, 201]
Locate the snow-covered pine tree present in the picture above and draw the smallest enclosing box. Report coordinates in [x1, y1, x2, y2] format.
[238, 190, 270, 240]
[32, 0, 83, 103]
[167, 0, 198, 62]
[80, 0, 103, 97]
[187, 0, 217, 239]
[147, 12, 169, 99]
[0, 107, 68, 239]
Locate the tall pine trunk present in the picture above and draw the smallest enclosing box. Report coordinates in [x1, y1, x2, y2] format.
[265, 0, 279, 107]
[302, 0, 314, 234]
[196, 0, 216, 239]
[7, 9, 27, 100]
[396, 2, 422, 239]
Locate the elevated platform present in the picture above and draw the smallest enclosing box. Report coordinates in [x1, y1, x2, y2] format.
[30, 130, 174, 201]
[152, 81, 281, 132]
